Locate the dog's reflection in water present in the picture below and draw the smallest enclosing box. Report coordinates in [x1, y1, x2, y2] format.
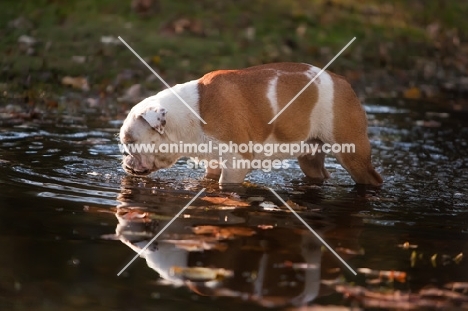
[115, 202, 328, 307]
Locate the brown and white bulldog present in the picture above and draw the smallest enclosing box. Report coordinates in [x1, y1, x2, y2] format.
[119, 62, 382, 187]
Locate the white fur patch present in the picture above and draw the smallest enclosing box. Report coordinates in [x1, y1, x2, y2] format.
[304, 65, 320, 81]
[140, 107, 167, 134]
[135, 80, 202, 143]
[155, 80, 200, 120]
[308, 67, 334, 142]
[266, 75, 279, 115]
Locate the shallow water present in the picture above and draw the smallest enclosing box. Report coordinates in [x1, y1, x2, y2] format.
[0, 99, 467, 310]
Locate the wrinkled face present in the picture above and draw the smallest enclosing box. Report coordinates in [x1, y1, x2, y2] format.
[119, 100, 178, 176]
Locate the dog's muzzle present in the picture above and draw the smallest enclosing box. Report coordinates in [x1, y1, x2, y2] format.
[122, 155, 152, 176]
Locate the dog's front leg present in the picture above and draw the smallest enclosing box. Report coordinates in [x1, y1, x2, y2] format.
[219, 168, 249, 187]
[204, 165, 221, 180]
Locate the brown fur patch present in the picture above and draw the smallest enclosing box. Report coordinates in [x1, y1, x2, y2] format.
[273, 72, 317, 141]
[332, 73, 383, 185]
[331, 73, 368, 143]
[198, 63, 319, 145]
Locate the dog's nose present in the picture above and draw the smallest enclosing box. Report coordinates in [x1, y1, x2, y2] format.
[125, 155, 135, 166]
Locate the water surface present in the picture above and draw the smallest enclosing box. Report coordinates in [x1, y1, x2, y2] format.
[0, 99, 467, 310]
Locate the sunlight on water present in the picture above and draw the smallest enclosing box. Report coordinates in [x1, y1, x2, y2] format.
[0, 100, 467, 309]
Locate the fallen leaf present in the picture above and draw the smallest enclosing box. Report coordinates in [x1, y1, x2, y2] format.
[415, 120, 441, 127]
[165, 239, 227, 252]
[152, 55, 161, 65]
[201, 196, 249, 206]
[336, 247, 365, 255]
[131, 0, 160, 16]
[100, 36, 121, 45]
[257, 224, 274, 230]
[170, 266, 233, 281]
[431, 253, 438, 267]
[445, 282, 468, 291]
[192, 225, 255, 239]
[410, 250, 417, 267]
[18, 35, 37, 46]
[61, 76, 90, 91]
[403, 86, 421, 99]
[397, 241, 418, 249]
[259, 201, 279, 210]
[279, 261, 318, 269]
[358, 268, 407, 282]
[453, 252, 463, 264]
[419, 288, 468, 301]
[71, 55, 86, 64]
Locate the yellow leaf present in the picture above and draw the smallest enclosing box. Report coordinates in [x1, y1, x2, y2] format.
[152, 55, 160, 65]
[201, 196, 249, 206]
[403, 86, 421, 99]
[431, 253, 438, 267]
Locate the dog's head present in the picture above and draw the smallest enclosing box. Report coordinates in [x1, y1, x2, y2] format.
[119, 97, 179, 176]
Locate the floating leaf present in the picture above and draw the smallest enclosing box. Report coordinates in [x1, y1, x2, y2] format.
[453, 252, 463, 264]
[357, 268, 406, 282]
[336, 247, 365, 255]
[410, 250, 417, 267]
[257, 224, 274, 230]
[403, 86, 421, 99]
[201, 196, 249, 207]
[165, 239, 227, 252]
[170, 266, 233, 282]
[193, 225, 255, 239]
[445, 282, 468, 291]
[398, 241, 418, 249]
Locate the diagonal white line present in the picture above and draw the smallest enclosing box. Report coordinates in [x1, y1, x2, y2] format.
[117, 188, 206, 276]
[118, 36, 207, 124]
[268, 37, 356, 124]
[268, 187, 357, 275]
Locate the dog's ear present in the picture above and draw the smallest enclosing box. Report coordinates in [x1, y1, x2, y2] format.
[139, 107, 167, 134]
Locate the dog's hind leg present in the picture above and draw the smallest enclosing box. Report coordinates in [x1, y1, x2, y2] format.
[298, 152, 330, 183]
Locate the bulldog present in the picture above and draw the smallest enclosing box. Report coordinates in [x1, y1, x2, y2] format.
[119, 62, 382, 187]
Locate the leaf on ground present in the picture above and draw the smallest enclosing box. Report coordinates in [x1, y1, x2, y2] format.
[18, 35, 37, 45]
[100, 36, 121, 45]
[61, 76, 90, 91]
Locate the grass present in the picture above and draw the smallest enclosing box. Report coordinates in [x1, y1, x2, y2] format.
[0, 0, 466, 97]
